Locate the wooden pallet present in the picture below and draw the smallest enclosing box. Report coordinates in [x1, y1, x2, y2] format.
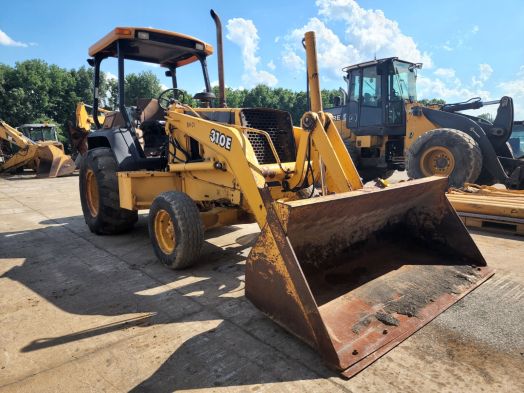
[458, 212, 524, 236]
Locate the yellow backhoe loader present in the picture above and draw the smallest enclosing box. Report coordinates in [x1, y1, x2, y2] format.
[0, 120, 75, 177]
[67, 102, 108, 158]
[79, 11, 493, 378]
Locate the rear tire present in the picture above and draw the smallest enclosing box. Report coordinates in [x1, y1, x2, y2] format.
[148, 191, 204, 269]
[406, 128, 482, 188]
[79, 148, 138, 234]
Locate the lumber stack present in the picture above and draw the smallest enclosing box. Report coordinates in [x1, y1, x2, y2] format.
[447, 184, 524, 236]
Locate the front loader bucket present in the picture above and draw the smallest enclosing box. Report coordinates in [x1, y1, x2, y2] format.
[36, 145, 76, 178]
[246, 176, 493, 378]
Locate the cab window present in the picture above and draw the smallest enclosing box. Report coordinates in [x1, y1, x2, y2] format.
[362, 67, 381, 107]
[349, 72, 361, 102]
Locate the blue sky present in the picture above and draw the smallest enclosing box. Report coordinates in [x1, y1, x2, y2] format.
[2, 0, 524, 116]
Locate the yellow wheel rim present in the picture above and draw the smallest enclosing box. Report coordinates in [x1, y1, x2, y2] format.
[420, 146, 455, 177]
[154, 209, 176, 254]
[85, 169, 99, 217]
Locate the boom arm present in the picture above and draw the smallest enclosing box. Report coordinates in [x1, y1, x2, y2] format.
[441, 97, 501, 113]
[0, 120, 39, 172]
[76, 102, 108, 132]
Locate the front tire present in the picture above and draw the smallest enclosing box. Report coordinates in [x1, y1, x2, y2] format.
[406, 128, 482, 188]
[79, 148, 138, 234]
[148, 191, 204, 269]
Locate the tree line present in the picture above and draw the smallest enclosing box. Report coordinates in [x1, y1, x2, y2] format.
[0, 59, 343, 146]
[6, 59, 484, 151]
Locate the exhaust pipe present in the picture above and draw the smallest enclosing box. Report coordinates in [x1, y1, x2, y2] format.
[210, 9, 226, 108]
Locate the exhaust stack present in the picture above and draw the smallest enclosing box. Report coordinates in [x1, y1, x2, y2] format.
[210, 9, 226, 108]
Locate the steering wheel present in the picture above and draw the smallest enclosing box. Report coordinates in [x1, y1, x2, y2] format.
[157, 88, 186, 110]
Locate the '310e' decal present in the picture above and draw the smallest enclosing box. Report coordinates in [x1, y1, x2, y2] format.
[209, 129, 232, 150]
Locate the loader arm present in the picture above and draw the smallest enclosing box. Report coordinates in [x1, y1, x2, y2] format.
[165, 105, 364, 227]
[165, 108, 268, 226]
[246, 31, 494, 378]
[69, 102, 109, 157]
[0, 120, 39, 172]
[287, 32, 363, 193]
[76, 102, 108, 132]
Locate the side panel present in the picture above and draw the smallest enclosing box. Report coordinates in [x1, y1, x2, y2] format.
[118, 172, 182, 210]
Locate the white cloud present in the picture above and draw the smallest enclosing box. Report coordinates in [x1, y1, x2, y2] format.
[281, 0, 431, 80]
[226, 18, 278, 87]
[267, 60, 276, 70]
[418, 65, 493, 112]
[434, 67, 456, 79]
[317, 0, 431, 66]
[0, 29, 30, 47]
[281, 46, 306, 73]
[439, 25, 479, 52]
[498, 66, 524, 118]
[471, 63, 493, 88]
[283, 17, 360, 79]
[105, 71, 117, 80]
[442, 41, 453, 51]
[479, 63, 493, 82]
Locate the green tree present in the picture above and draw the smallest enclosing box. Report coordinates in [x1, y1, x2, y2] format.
[418, 98, 446, 106]
[478, 113, 493, 122]
[124, 71, 162, 106]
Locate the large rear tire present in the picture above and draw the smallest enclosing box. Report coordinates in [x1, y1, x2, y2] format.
[406, 128, 482, 188]
[79, 148, 138, 234]
[148, 191, 204, 269]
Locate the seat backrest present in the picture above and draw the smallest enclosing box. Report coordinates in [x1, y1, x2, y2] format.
[137, 98, 165, 123]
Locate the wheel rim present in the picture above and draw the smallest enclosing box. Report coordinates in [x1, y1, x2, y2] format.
[85, 169, 99, 217]
[420, 146, 455, 177]
[154, 209, 176, 254]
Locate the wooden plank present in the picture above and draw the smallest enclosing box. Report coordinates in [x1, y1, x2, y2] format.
[447, 193, 524, 219]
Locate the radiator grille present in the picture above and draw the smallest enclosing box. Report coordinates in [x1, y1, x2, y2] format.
[240, 109, 296, 164]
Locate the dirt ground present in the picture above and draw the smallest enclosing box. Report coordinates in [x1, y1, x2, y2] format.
[0, 174, 523, 392]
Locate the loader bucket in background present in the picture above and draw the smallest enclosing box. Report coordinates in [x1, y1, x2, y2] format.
[245, 176, 494, 378]
[36, 145, 76, 178]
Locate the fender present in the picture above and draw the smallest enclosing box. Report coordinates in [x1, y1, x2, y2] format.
[87, 128, 164, 171]
[421, 107, 507, 181]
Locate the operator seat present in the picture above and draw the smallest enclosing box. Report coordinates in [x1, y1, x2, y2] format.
[136, 98, 167, 157]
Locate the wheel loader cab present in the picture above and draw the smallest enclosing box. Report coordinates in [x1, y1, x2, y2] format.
[18, 124, 60, 143]
[345, 58, 419, 136]
[327, 58, 420, 180]
[86, 27, 215, 170]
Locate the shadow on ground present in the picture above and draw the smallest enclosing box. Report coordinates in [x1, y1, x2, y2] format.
[0, 214, 333, 390]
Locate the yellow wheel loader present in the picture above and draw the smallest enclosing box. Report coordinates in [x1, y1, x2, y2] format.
[0, 120, 75, 177]
[326, 58, 524, 189]
[79, 11, 493, 378]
